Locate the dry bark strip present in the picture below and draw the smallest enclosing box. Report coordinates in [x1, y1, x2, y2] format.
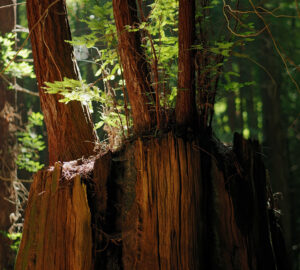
[16, 133, 288, 269]
[15, 163, 93, 270]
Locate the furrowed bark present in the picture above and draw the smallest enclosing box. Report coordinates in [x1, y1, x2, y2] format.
[15, 163, 93, 270]
[175, 0, 197, 128]
[113, 0, 155, 134]
[26, 0, 98, 164]
[16, 133, 289, 269]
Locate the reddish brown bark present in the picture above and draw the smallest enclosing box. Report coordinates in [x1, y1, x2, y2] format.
[15, 163, 93, 270]
[16, 133, 288, 269]
[0, 1, 18, 269]
[175, 0, 197, 127]
[113, 0, 155, 134]
[26, 0, 98, 164]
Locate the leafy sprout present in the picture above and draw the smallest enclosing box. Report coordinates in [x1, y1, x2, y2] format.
[17, 112, 45, 173]
[0, 33, 34, 78]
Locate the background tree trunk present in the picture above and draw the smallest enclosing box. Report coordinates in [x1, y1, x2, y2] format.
[240, 64, 258, 138]
[26, 0, 98, 164]
[259, 36, 291, 250]
[0, 1, 18, 268]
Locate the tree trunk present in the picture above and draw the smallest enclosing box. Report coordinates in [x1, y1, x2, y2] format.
[113, 0, 155, 134]
[239, 58, 258, 138]
[259, 37, 291, 250]
[226, 90, 239, 133]
[16, 132, 288, 269]
[176, 0, 197, 128]
[15, 163, 92, 269]
[26, 0, 98, 164]
[0, 1, 18, 269]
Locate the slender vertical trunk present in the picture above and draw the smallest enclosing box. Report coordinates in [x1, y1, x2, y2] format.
[246, 90, 258, 138]
[113, 0, 155, 134]
[244, 85, 258, 138]
[0, 1, 18, 269]
[226, 90, 238, 132]
[239, 58, 258, 138]
[26, 0, 98, 164]
[176, 0, 197, 127]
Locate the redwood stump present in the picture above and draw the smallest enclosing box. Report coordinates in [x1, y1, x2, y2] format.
[15, 163, 93, 270]
[16, 133, 288, 270]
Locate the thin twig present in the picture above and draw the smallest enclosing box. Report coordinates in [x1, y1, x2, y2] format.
[225, 4, 297, 18]
[14, 84, 39, 97]
[222, 0, 267, 38]
[257, 6, 297, 18]
[0, 74, 39, 96]
[248, 0, 300, 93]
[0, 2, 25, 9]
[0, 175, 33, 183]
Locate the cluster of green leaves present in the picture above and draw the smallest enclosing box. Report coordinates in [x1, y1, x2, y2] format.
[66, 1, 127, 137]
[17, 112, 45, 173]
[0, 230, 22, 252]
[70, 1, 119, 78]
[145, 0, 179, 95]
[7, 232, 22, 252]
[0, 33, 34, 78]
[44, 78, 96, 108]
[222, 70, 255, 92]
[44, 78, 129, 135]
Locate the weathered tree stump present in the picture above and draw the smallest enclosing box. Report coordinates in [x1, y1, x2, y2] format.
[15, 163, 92, 269]
[16, 133, 288, 269]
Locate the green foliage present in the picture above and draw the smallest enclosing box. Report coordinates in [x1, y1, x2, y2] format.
[44, 78, 97, 107]
[145, 0, 179, 89]
[73, 0, 179, 89]
[7, 232, 22, 252]
[0, 231, 22, 252]
[207, 41, 234, 57]
[69, 1, 118, 77]
[44, 78, 129, 136]
[222, 69, 255, 92]
[17, 112, 45, 173]
[0, 33, 34, 78]
[46, 0, 180, 141]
